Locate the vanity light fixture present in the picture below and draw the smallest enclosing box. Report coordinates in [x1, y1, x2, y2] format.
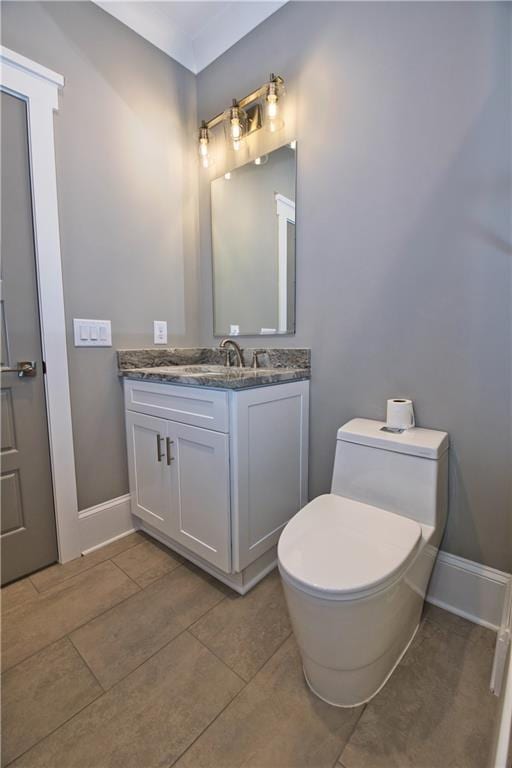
[198, 73, 285, 167]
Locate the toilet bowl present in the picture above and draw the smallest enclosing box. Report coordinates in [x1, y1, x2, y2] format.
[278, 418, 449, 707]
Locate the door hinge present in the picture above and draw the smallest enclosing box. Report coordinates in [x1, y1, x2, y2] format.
[42, 360, 47, 374]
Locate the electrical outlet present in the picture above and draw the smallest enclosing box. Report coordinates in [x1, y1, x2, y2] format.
[153, 320, 168, 345]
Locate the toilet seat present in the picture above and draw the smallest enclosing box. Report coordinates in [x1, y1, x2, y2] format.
[278, 494, 421, 601]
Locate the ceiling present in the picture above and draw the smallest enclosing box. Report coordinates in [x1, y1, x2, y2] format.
[94, 1, 287, 74]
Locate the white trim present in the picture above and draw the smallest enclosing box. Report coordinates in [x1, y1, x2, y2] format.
[426, 551, 511, 631]
[490, 581, 512, 768]
[0, 46, 64, 87]
[78, 494, 138, 554]
[1, 47, 80, 563]
[275, 193, 295, 334]
[78, 493, 132, 520]
[491, 579, 512, 696]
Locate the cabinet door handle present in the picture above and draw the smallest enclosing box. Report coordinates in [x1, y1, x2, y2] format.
[166, 437, 174, 465]
[156, 434, 164, 462]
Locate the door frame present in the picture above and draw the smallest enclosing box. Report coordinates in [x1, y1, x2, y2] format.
[1, 46, 80, 562]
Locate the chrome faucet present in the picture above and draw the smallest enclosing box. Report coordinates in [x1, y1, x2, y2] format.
[219, 338, 244, 368]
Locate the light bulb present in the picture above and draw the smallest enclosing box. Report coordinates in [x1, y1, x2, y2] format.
[198, 122, 210, 168]
[264, 76, 285, 133]
[255, 157, 262, 165]
[230, 119, 241, 140]
[290, 140, 297, 150]
[267, 97, 278, 119]
[224, 172, 231, 180]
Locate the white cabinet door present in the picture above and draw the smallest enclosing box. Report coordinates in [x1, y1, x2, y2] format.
[125, 411, 172, 534]
[168, 421, 231, 572]
[230, 381, 309, 572]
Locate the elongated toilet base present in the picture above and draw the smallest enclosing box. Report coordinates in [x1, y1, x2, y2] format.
[301, 623, 419, 708]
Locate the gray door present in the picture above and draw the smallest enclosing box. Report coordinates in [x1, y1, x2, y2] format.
[1, 91, 58, 585]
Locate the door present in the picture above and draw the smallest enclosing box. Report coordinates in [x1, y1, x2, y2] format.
[231, 381, 309, 572]
[125, 411, 172, 532]
[169, 422, 230, 572]
[1, 91, 58, 584]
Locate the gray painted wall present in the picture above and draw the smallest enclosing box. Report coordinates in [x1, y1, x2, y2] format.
[197, 2, 512, 571]
[211, 145, 295, 335]
[1, 1, 199, 509]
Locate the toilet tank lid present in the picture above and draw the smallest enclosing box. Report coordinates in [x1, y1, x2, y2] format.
[337, 418, 449, 460]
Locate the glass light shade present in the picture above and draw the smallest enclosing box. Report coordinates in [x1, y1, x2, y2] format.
[263, 76, 285, 133]
[198, 122, 214, 169]
[223, 102, 248, 151]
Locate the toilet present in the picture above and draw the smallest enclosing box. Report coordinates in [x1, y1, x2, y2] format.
[278, 417, 449, 707]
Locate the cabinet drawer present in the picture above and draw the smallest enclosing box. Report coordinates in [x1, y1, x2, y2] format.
[124, 379, 229, 432]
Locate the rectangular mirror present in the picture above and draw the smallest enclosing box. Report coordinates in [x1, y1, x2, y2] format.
[211, 142, 296, 337]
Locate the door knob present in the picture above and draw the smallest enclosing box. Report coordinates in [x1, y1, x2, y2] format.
[1, 361, 37, 378]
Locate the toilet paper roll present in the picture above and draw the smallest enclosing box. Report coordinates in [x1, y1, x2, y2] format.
[386, 398, 415, 430]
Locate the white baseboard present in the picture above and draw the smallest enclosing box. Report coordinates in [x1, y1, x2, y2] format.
[427, 551, 511, 631]
[78, 494, 138, 555]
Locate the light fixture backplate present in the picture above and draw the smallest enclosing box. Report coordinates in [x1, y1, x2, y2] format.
[246, 103, 262, 135]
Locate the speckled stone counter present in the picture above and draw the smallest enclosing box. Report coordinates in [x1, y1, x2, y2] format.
[117, 347, 310, 390]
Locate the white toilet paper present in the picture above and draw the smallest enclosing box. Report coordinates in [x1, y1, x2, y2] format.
[386, 398, 415, 430]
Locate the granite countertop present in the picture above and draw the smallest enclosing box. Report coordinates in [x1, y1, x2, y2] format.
[117, 348, 310, 391]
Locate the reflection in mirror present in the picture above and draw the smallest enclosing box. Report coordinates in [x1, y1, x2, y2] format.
[211, 142, 296, 337]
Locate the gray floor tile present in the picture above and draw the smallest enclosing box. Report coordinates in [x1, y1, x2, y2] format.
[1, 578, 38, 614]
[1, 561, 139, 672]
[189, 569, 291, 681]
[339, 613, 498, 768]
[422, 602, 496, 646]
[70, 563, 226, 689]
[112, 537, 182, 588]
[30, 533, 142, 593]
[176, 635, 363, 768]
[1, 637, 101, 766]
[11, 631, 244, 768]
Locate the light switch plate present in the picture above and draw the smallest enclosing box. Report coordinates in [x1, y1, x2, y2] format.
[73, 319, 112, 347]
[153, 320, 168, 345]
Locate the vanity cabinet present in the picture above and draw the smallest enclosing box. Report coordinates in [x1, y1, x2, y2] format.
[124, 378, 309, 591]
[125, 411, 230, 570]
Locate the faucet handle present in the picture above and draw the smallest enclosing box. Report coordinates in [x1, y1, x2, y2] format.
[251, 350, 265, 369]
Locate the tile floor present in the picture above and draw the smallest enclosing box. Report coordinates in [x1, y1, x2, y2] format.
[1, 531, 498, 768]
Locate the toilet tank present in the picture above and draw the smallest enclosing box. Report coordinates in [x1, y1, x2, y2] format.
[331, 418, 449, 531]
